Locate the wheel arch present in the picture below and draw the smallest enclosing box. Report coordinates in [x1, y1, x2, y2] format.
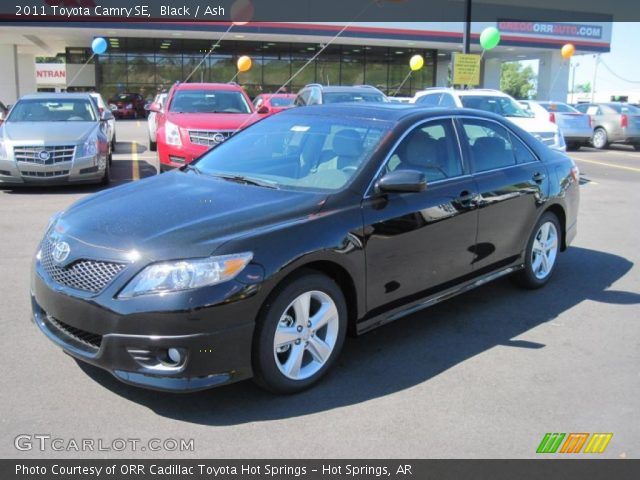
[543, 203, 567, 251]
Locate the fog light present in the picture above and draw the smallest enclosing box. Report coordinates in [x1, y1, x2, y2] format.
[167, 348, 182, 364]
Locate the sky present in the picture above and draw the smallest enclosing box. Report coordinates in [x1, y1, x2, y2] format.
[570, 22, 640, 94]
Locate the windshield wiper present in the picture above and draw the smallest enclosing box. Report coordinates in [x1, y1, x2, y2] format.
[213, 174, 279, 189]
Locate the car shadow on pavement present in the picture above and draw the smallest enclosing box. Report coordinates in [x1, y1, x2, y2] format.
[77, 246, 638, 425]
[115, 141, 148, 155]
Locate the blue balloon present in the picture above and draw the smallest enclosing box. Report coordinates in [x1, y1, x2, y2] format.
[91, 37, 108, 55]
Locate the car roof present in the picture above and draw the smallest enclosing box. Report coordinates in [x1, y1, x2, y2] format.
[19, 93, 94, 100]
[173, 83, 243, 91]
[415, 88, 509, 98]
[318, 86, 384, 94]
[277, 103, 507, 123]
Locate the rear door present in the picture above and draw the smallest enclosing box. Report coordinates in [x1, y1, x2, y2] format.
[457, 117, 549, 272]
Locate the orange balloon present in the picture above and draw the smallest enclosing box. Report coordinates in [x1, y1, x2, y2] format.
[237, 55, 252, 73]
[561, 43, 575, 59]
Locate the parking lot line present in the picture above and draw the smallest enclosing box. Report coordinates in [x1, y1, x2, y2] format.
[132, 142, 140, 181]
[572, 157, 640, 173]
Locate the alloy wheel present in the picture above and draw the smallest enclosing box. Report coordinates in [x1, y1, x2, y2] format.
[531, 221, 559, 280]
[273, 290, 339, 381]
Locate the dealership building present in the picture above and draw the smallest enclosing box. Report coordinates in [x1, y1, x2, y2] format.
[0, 21, 611, 104]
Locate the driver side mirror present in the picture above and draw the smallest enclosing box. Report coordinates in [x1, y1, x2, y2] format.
[375, 169, 427, 194]
[100, 110, 114, 121]
[257, 105, 270, 114]
[148, 102, 162, 113]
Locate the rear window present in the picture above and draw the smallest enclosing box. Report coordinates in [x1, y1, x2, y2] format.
[169, 89, 252, 114]
[271, 97, 294, 107]
[606, 103, 640, 114]
[539, 102, 577, 113]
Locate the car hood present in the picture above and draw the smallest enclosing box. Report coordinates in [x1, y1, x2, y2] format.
[504, 116, 557, 134]
[2, 122, 97, 143]
[166, 112, 259, 130]
[56, 171, 327, 260]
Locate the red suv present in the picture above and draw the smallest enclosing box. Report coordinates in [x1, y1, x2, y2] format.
[253, 93, 296, 115]
[108, 93, 146, 119]
[151, 83, 258, 170]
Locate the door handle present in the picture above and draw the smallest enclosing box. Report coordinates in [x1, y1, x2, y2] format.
[532, 172, 546, 183]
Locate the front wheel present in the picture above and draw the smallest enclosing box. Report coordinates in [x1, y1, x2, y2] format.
[513, 212, 561, 289]
[252, 271, 347, 394]
[149, 138, 157, 151]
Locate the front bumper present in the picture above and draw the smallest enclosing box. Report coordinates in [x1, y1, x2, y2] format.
[157, 141, 208, 169]
[0, 153, 106, 185]
[30, 257, 258, 392]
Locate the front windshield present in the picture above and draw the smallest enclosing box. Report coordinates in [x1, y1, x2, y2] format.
[169, 89, 252, 114]
[323, 92, 387, 104]
[193, 114, 391, 191]
[7, 98, 97, 122]
[460, 95, 530, 118]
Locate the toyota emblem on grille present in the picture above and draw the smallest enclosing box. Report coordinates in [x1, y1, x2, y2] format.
[212, 133, 226, 144]
[52, 241, 71, 264]
[38, 150, 51, 162]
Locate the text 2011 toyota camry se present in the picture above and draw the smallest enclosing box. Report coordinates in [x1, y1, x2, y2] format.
[31, 104, 579, 394]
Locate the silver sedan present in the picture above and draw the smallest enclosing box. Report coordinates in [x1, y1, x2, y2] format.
[0, 93, 112, 186]
[520, 100, 592, 150]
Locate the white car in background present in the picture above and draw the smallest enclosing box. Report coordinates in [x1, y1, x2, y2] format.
[411, 88, 566, 151]
[147, 93, 167, 152]
[90, 92, 116, 151]
[519, 100, 592, 150]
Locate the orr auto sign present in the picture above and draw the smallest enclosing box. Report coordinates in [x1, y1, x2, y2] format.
[498, 21, 603, 39]
[35, 63, 66, 86]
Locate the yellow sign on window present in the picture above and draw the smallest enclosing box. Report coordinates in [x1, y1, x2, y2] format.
[453, 53, 482, 86]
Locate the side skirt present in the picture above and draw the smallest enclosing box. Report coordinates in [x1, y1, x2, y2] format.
[356, 263, 523, 335]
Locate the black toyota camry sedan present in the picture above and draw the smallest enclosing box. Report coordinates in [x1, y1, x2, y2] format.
[31, 104, 579, 394]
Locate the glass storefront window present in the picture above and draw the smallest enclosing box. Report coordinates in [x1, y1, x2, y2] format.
[94, 38, 436, 100]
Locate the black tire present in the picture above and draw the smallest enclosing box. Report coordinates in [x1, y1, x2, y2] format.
[513, 212, 562, 289]
[592, 127, 609, 149]
[111, 133, 117, 152]
[252, 271, 347, 394]
[633, 144, 640, 151]
[99, 157, 111, 186]
[149, 139, 157, 151]
[566, 142, 581, 151]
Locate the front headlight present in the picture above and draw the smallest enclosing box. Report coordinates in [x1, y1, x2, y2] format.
[164, 120, 182, 146]
[118, 252, 253, 298]
[0, 140, 8, 160]
[82, 134, 99, 157]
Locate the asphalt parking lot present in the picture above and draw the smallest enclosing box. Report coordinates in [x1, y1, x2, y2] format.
[1, 120, 638, 459]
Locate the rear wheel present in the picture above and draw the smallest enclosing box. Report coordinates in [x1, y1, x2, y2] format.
[592, 128, 609, 149]
[633, 144, 640, 151]
[566, 142, 581, 151]
[252, 271, 347, 394]
[513, 212, 561, 289]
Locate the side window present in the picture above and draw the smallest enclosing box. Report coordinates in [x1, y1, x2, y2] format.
[416, 93, 442, 106]
[586, 105, 600, 115]
[509, 132, 538, 164]
[387, 118, 464, 182]
[439, 93, 457, 107]
[460, 119, 516, 173]
[295, 90, 310, 106]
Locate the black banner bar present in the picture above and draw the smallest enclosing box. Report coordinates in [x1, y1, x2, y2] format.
[3, 460, 640, 480]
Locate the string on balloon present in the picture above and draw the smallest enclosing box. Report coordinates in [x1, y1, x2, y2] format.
[183, 23, 236, 83]
[391, 55, 424, 97]
[67, 37, 107, 88]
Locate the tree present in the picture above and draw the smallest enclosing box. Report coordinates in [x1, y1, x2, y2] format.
[575, 82, 591, 93]
[500, 62, 536, 99]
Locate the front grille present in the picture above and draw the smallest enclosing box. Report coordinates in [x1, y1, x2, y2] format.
[532, 132, 556, 146]
[41, 237, 126, 293]
[188, 130, 233, 147]
[14, 145, 75, 164]
[20, 170, 69, 178]
[47, 315, 102, 350]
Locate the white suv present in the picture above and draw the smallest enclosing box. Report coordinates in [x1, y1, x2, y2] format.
[410, 88, 566, 151]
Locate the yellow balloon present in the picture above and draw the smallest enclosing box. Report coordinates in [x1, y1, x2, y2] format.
[237, 55, 252, 73]
[409, 54, 424, 71]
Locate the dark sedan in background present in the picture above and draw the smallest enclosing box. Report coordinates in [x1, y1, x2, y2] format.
[31, 104, 579, 394]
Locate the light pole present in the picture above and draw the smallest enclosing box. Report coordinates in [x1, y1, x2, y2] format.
[463, 0, 472, 54]
[591, 54, 600, 103]
[570, 62, 580, 104]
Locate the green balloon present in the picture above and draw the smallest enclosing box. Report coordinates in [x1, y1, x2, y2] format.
[480, 27, 501, 50]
